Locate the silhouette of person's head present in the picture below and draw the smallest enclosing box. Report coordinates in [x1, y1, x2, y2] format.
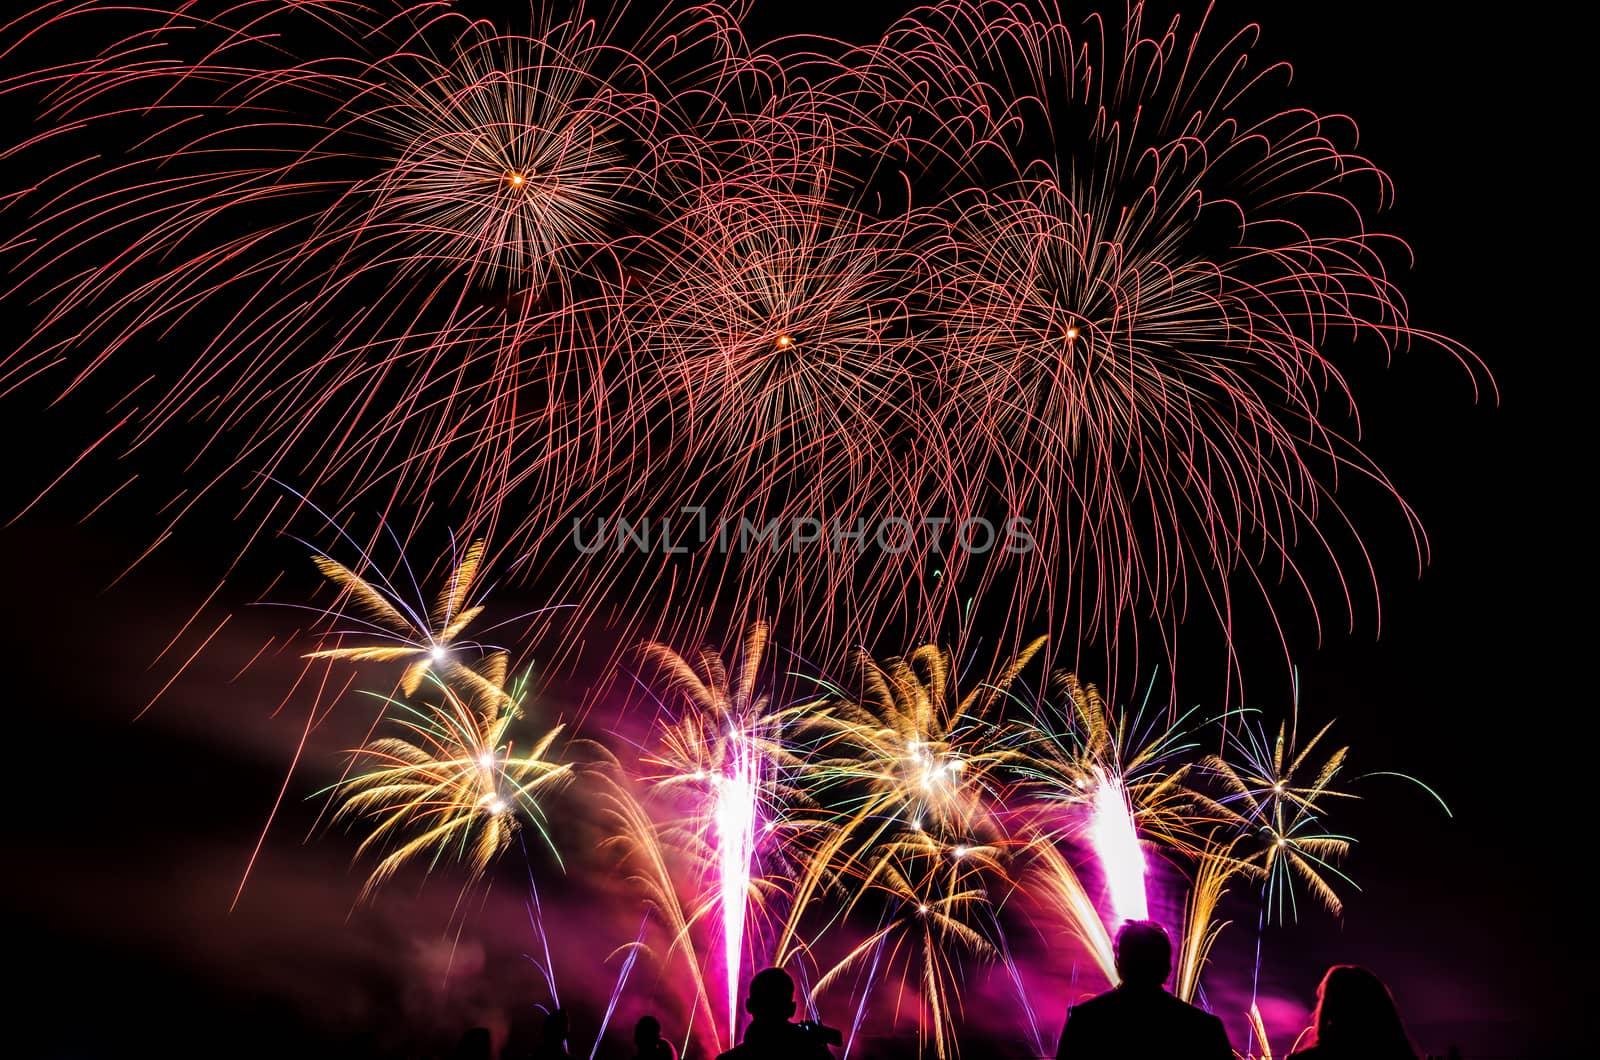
[452, 1027, 492, 1060]
[631, 1013, 676, 1060]
[634, 1014, 677, 1057]
[541, 1009, 569, 1046]
[633, 1015, 662, 1051]
[1312, 965, 1417, 1059]
[1114, 920, 1173, 989]
[745, 967, 799, 1023]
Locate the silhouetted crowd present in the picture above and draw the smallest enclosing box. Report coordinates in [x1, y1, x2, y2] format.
[449, 920, 1455, 1059]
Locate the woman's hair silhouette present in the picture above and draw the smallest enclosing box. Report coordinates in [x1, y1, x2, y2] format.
[451, 1027, 492, 1060]
[1303, 965, 1417, 1060]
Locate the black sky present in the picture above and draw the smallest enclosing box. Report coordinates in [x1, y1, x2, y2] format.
[5, 1, 1584, 1057]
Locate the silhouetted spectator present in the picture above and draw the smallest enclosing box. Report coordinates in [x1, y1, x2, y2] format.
[1288, 965, 1418, 1060]
[453, 1027, 493, 1060]
[715, 967, 836, 1060]
[532, 1009, 572, 1060]
[633, 1015, 677, 1059]
[1055, 920, 1232, 1059]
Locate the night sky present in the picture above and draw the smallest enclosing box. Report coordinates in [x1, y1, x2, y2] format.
[5, 2, 1581, 1058]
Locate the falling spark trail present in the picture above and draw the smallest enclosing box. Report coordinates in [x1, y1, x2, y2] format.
[519, 831, 560, 1008]
[1088, 767, 1148, 927]
[845, 928, 892, 1060]
[990, 905, 1045, 1057]
[592, 915, 650, 1060]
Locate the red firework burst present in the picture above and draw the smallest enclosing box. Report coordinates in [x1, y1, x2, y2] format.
[811, 0, 1491, 676]
[0, 0, 1487, 684]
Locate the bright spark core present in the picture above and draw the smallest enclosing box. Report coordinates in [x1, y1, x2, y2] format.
[429, 645, 447, 665]
[1065, 326, 1080, 341]
[774, 333, 794, 349]
[508, 172, 525, 186]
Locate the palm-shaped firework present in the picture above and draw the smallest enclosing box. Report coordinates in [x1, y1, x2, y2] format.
[304, 539, 489, 695]
[329, 653, 571, 899]
[814, 833, 1001, 1060]
[1012, 673, 1213, 848]
[636, 621, 782, 1049]
[1201, 710, 1358, 921]
[776, 639, 1045, 1053]
[1004, 671, 1213, 973]
[781, 640, 1044, 904]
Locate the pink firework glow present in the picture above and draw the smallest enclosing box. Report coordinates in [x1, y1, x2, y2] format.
[715, 730, 760, 1045]
[1088, 767, 1150, 928]
[632, 623, 776, 1053]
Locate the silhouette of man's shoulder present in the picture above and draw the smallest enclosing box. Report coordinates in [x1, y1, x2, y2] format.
[1061, 988, 1121, 1018]
[1069, 985, 1217, 1018]
[1058, 986, 1231, 1060]
[1158, 988, 1226, 1026]
[715, 1030, 833, 1060]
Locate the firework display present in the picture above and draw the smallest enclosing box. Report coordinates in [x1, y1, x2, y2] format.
[0, 0, 1484, 663]
[327, 655, 571, 900]
[0, 0, 1484, 1057]
[635, 623, 779, 1046]
[278, 564, 1430, 1057]
[303, 539, 493, 695]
